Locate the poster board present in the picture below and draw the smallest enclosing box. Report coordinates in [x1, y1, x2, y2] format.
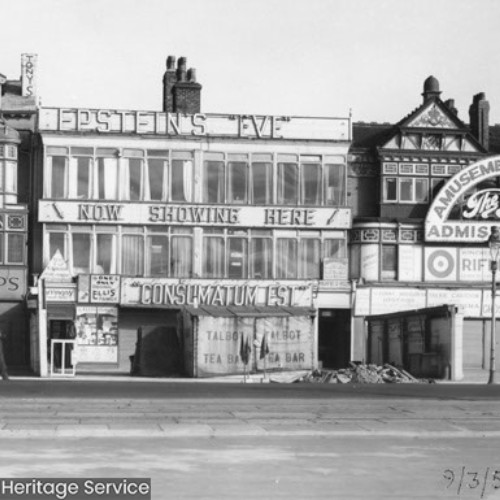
[74, 306, 118, 363]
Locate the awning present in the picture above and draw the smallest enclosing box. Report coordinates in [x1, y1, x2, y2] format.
[183, 305, 316, 318]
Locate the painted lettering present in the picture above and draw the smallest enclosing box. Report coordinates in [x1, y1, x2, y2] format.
[78, 204, 123, 221]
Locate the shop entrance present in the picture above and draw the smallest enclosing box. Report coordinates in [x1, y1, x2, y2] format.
[318, 309, 351, 369]
[132, 325, 184, 377]
[48, 319, 76, 375]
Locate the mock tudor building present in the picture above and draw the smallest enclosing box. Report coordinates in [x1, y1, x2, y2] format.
[28, 56, 352, 377]
[349, 76, 500, 380]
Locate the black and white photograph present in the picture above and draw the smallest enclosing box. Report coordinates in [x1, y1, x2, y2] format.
[0, 0, 500, 498]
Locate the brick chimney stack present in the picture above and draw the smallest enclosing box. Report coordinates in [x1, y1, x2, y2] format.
[162, 55, 202, 114]
[469, 92, 490, 150]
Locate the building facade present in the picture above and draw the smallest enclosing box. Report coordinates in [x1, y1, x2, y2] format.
[0, 55, 37, 373]
[26, 56, 352, 377]
[349, 76, 500, 380]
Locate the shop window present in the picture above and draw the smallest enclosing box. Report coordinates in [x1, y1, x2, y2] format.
[277, 160, 298, 205]
[301, 162, 322, 205]
[381, 245, 397, 280]
[325, 163, 345, 205]
[227, 159, 248, 203]
[276, 238, 298, 278]
[121, 235, 144, 275]
[250, 157, 273, 204]
[203, 235, 225, 277]
[299, 239, 320, 278]
[6, 233, 24, 264]
[171, 154, 193, 202]
[250, 237, 272, 279]
[72, 233, 91, 274]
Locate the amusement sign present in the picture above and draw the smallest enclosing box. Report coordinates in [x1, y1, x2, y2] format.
[425, 156, 500, 242]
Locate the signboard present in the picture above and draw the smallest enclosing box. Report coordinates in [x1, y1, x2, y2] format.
[90, 275, 120, 303]
[426, 289, 482, 317]
[425, 248, 458, 281]
[40, 250, 73, 282]
[370, 288, 426, 315]
[195, 315, 313, 377]
[322, 257, 349, 287]
[355, 286, 483, 318]
[39, 201, 351, 230]
[425, 156, 500, 242]
[0, 268, 26, 300]
[398, 245, 422, 281]
[21, 53, 37, 97]
[39, 108, 350, 141]
[45, 285, 76, 303]
[121, 278, 314, 308]
[74, 306, 118, 363]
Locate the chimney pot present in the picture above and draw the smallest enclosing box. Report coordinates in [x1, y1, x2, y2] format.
[187, 68, 197, 83]
[166, 56, 176, 70]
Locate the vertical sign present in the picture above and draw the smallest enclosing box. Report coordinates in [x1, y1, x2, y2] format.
[21, 53, 37, 97]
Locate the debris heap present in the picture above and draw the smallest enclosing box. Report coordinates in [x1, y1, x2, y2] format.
[296, 363, 431, 384]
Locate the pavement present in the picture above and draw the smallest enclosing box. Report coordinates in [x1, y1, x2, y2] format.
[1, 372, 500, 439]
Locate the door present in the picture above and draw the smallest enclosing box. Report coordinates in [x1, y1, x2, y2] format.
[318, 309, 351, 369]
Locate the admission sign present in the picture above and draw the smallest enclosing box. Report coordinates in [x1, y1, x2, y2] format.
[425, 155, 500, 242]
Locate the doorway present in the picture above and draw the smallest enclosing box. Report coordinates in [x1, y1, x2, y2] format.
[48, 319, 76, 375]
[318, 309, 351, 369]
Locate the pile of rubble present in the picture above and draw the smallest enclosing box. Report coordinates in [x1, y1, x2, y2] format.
[268, 363, 432, 384]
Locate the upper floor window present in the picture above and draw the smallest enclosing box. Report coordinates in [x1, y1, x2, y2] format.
[383, 177, 429, 203]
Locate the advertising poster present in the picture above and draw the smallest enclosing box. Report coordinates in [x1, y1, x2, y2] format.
[74, 306, 118, 363]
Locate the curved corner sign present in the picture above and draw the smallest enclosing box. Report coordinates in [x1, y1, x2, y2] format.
[425, 155, 500, 242]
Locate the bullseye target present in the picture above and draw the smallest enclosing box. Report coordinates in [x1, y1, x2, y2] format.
[425, 248, 457, 281]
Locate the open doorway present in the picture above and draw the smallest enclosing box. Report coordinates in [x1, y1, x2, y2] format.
[48, 319, 76, 375]
[318, 309, 351, 369]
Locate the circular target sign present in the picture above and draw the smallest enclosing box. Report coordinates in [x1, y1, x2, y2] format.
[427, 249, 455, 279]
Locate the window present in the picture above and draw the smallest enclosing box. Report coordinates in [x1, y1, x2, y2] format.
[171, 231, 192, 277]
[72, 233, 91, 274]
[203, 153, 225, 203]
[299, 239, 320, 278]
[121, 150, 144, 201]
[49, 232, 66, 262]
[277, 156, 298, 205]
[382, 245, 397, 280]
[6, 234, 24, 264]
[324, 238, 347, 259]
[121, 234, 143, 275]
[97, 149, 119, 200]
[203, 232, 225, 277]
[276, 238, 298, 278]
[431, 178, 446, 199]
[384, 178, 398, 202]
[49, 156, 68, 198]
[171, 152, 193, 202]
[250, 232, 272, 279]
[227, 156, 248, 203]
[228, 232, 248, 278]
[250, 155, 273, 204]
[147, 235, 168, 276]
[96, 234, 116, 273]
[301, 160, 322, 205]
[383, 177, 429, 203]
[325, 163, 345, 205]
